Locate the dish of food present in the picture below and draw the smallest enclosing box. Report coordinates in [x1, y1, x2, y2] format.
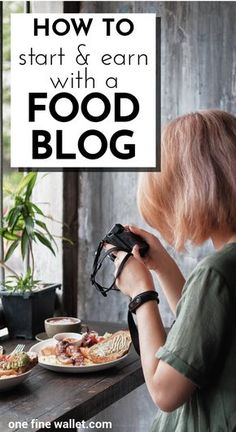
[30, 330, 132, 373]
[0, 352, 37, 378]
[0, 352, 37, 391]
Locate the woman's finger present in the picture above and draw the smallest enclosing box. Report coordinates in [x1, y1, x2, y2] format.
[132, 245, 150, 267]
[128, 224, 152, 240]
[114, 251, 125, 268]
[114, 251, 133, 277]
[114, 250, 127, 264]
[114, 259, 119, 276]
[132, 244, 142, 261]
[104, 242, 116, 251]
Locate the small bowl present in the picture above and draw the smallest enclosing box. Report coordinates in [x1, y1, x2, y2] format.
[44, 317, 81, 338]
[0, 369, 32, 392]
[53, 332, 84, 346]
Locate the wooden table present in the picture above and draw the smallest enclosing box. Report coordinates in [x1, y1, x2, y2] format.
[0, 321, 144, 432]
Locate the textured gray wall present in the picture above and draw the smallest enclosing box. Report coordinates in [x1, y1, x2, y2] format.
[78, 0, 236, 325]
[78, 2, 236, 431]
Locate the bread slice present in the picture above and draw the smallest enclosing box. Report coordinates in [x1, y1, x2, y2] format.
[0, 369, 18, 378]
[80, 330, 131, 364]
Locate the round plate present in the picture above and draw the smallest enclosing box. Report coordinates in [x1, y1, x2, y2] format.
[29, 339, 129, 373]
[0, 369, 32, 392]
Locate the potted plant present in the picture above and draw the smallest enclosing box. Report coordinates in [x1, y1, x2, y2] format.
[0, 172, 61, 338]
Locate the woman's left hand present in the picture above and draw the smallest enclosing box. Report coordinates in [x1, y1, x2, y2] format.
[114, 251, 155, 298]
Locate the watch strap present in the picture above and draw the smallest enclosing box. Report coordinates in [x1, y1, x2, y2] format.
[129, 291, 159, 314]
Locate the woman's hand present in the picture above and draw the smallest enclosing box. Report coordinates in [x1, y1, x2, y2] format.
[106, 224, 185, 312]
[124, 225, 185, 313]
[127, 225, 171, 274]
[114, 251, 155, 298]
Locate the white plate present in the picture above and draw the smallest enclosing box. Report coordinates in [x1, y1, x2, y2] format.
[29, 339, 129, 373]
[0, 369, 32, 392]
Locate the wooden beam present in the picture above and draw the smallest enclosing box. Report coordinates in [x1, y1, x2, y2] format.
[62, 171, 79, 316]
[64, 2, 81, 13]
[0, 3, 4, 283]
[62, 2, 81, 316]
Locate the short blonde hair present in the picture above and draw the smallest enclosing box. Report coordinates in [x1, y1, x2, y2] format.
[138, 110, 236, 250]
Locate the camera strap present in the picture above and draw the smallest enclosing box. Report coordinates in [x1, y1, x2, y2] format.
[91, 243, 141, 355]
[128, 310, 140, 355]
[115, 252, 133, 279]
[114, 252, 141, 355]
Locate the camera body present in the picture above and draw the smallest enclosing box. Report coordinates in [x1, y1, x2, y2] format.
[103, 224, 149, 257]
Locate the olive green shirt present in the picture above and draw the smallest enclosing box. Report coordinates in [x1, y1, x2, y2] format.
[151, 243, 236, 432]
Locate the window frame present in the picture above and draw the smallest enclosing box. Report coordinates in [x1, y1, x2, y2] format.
[0, 2, 4, 282]
[0, 2, 79, 316]
[62, 2, 80, 316]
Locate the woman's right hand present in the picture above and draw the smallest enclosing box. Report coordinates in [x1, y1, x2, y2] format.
[128, 225, 172, 274]
[127, 225, 185, 314]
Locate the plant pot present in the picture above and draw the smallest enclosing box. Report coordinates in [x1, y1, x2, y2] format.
[0, 283, 60, 339]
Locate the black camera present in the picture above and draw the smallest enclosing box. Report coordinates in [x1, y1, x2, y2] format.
[91, 224, 149, 297]
[103, 224, 149, 257]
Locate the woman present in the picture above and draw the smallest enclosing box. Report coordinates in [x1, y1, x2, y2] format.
[115, 110, 236, 431]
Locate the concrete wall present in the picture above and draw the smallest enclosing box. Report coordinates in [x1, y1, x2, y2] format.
[78, 0, 236, 326]
[78, 2, 236, 431]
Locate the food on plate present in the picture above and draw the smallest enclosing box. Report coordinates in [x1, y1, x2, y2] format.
[80, 330, 131, 363]
[39, 330, 131, 367]
[82, 331, 111, 347]
[0, 352, 38, 378]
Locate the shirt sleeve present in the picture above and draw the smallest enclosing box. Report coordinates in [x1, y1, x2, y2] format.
[156, 266, 232, 388]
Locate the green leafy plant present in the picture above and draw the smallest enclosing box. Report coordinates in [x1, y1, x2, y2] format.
[4, 271, 40, 293]
[0, 172, 57, 292]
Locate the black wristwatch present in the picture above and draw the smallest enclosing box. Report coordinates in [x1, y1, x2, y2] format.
[129, 291, 159, 314]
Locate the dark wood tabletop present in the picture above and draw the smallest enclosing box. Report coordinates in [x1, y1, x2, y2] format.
[0, 321, 144, 432]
